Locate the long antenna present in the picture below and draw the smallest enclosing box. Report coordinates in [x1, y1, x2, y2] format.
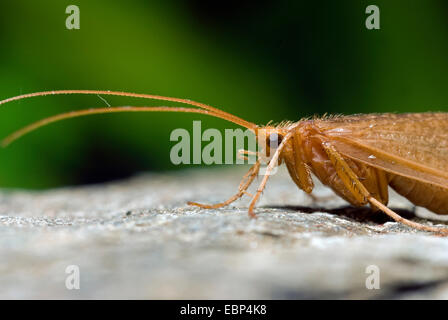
[1, 106, 255, 147]
[0, 90, 257, 130]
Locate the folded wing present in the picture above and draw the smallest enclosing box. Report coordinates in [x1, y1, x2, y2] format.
[315, 113, 448, 190]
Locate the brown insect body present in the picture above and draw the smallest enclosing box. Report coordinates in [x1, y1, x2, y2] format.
[1, 91, 447, 234]
[315, 113, 448, 215]
[271, 114, 448, 216]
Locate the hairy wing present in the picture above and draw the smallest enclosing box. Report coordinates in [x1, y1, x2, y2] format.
[314, 113, 448, 189]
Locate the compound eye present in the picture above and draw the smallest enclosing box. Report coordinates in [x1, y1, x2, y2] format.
[267, 133, 283, 148]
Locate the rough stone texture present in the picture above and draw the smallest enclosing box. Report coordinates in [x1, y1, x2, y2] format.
[1, 167, 448, 299]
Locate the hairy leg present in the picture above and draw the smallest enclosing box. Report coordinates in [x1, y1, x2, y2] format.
[237, 149, 258, 161]
[188, 160, 260, 209]
[248, 131, 294, 218]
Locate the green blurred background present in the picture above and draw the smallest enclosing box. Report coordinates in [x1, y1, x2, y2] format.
[0, 0, 447, 189]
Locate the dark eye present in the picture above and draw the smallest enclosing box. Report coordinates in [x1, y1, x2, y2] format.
[267, 133, 283, 148]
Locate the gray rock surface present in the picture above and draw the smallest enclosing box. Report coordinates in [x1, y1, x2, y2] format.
[1, 167, 448, 299]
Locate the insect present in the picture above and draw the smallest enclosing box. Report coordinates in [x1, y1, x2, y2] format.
[1, 90, 448, 235]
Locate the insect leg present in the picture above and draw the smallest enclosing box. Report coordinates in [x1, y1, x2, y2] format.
[322, 141, 448, 235]
[237, 149, 259, 161]
[248, 131, 295, 218]
[369, 168, 389, 211]
[284, 135, 314, 193]
[188, 160, 260, 209]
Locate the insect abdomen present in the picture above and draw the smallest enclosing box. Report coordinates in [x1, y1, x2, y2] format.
[388, 174, 448, 215]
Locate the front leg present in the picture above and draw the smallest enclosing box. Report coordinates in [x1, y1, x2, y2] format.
[188, 160, 260, 210]
[248, 131, 295, 217]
